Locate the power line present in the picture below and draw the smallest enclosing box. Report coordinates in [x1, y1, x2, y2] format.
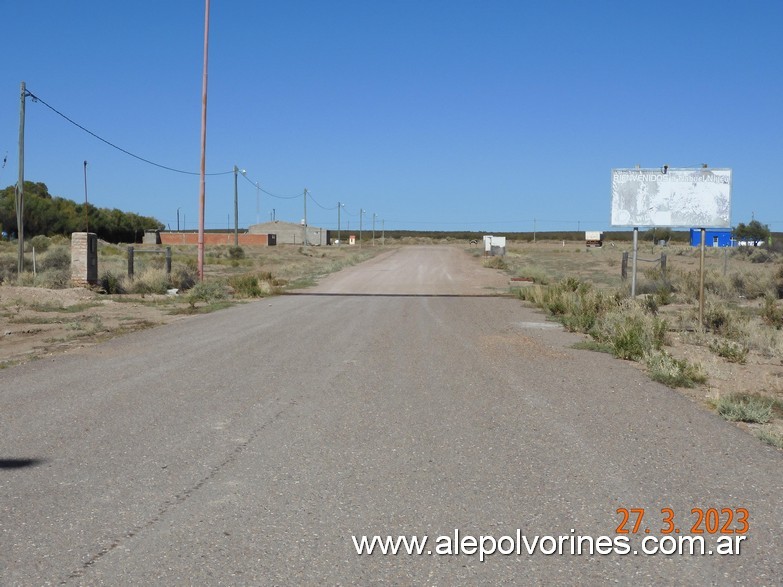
[25, 89, 233, 176]
[306, 191, 338, 211]
[238, 171, 300, 199]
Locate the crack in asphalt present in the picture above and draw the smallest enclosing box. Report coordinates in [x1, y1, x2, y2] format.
[60, 404, 292, 584]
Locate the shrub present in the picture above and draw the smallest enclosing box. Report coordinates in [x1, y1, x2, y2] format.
[0, 253, 17, 283]
[591, 304, 667, 361]
[36, 269, 71, 289]
[761, 296, 783, 329]
[609, 316, 659, 360]
[702, 299, 745, 338]
[39, 246, 70, 271]
[187, 281, 229, 308]
[171, 266, 197, 291]
[749, 249, 774, 264]
[709, 339, 749, 364]
[483, 256, 508, 270]
[125, 268, 170, 295]
[756, 429, 783, 449]
[30, 235, 52, 253]
[228, 245, 245, 260]
[716, 393, 774, 423]
[100, 271, 126, 294]
[645, 351, 707, 388]
[229, 274, 263, 298]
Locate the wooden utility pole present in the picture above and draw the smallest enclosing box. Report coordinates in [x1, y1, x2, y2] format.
[197, 0, 210, 280]
[233, 165, 239, 246]
[16, 82, 26, 273]
[302, 189, 308, 246]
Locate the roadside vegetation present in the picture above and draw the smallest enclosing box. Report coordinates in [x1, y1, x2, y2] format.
[0, 236, 383, 367]
[498, 238, 783, 449]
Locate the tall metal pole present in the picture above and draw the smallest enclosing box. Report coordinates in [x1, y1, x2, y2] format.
[177, 207, 181, 231]
[83, 160, 88, 232]
[337, 201, 341, 245]
[197, 0, 210, 280]
[256, 182, 260, 226]
[233, 165, 239, 246]
[382, 219, 385, 246]
[372, 213, 376, 246]
[16, 81, 26, 273]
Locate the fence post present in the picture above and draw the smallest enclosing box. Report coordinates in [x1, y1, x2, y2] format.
[621, 251, 628, 280]
[165, 247, 172, 275]
[660, 253, 667, 276]
[127, 246, 134, 279]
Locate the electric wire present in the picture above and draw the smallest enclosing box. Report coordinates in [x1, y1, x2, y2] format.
[306, 191, 338, 211]
[238, 172, 300, 199]
[25, 89, 233, 176]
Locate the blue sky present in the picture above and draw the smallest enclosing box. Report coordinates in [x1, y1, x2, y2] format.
[2, 0, 782, 233]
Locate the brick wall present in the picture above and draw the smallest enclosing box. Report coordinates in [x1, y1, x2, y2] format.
[159, 233, 272, 246]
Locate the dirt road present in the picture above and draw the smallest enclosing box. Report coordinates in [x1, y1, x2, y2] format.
[303, 245, 510, 295]
[1, 245, 781, 584]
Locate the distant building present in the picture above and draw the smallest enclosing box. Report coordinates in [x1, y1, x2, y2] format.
[249, 221, 330, 245]
[483, 235, 506, 256]
[585, 231, 603, 247]
[689, 228, 733, 247]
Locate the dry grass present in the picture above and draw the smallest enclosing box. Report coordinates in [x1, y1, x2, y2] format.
[505, 239, 783, 437]
[0, 239, 387, 366]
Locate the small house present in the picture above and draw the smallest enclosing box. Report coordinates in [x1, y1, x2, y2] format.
[689, 228, 733, 247]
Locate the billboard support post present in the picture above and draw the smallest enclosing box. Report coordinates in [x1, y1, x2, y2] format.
[631, 227, 638, 297]
[699, 227, 706, 328]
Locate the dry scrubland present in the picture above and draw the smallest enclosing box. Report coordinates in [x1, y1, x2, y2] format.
[0, 237, 380, 366]
[1, 235, 782, 449]
[487, 239, 783, 450]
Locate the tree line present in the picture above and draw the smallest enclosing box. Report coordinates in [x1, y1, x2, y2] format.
[0, 181, 163, 243]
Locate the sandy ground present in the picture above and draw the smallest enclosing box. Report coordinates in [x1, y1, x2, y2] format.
[0, 286, 188, 366]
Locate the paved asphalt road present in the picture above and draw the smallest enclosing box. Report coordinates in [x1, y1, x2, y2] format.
[1, 245, 781, 585]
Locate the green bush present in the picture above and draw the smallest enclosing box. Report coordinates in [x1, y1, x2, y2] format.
[756, 428, 783, 449]
[645, 351, 707, 388]
[761, 296, 783, 329]
[126, 268, 170, 295]
[36, 269, 71, 289]
[187, 281, 229, 307]
[483, 256, 508, 270]
[716, 394, 773, 423]
[30, 235, 52, 253]
[229, 274, 263, 298]
[0, 253, 17, 282]
[592, 305, 666, 361]
[228, 245, 245, 260]
[171, 266, 197, 291]
[100, 271, 126, 294]
[39, 246, 70, 271]
[709, 339, 748, 364]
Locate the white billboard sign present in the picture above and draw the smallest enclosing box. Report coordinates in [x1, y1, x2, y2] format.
[611, 168, 731, 227]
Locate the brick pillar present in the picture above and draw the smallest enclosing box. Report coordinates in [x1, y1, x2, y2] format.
[71, 232, 98, 286]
